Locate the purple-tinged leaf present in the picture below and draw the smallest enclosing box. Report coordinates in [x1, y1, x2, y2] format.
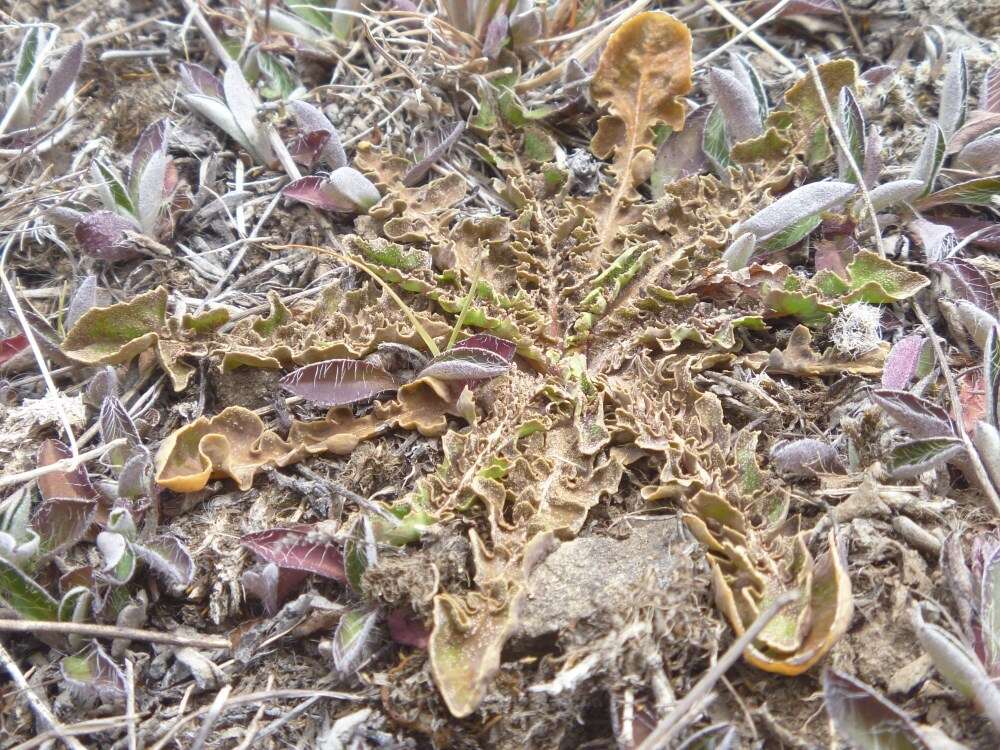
[981, 62, 1000, 114]
[280, 358, 398, 406]
[61, 643, 127, 703]
[909, 124, 946, 195]
[403, 121, 466, 187]
[748, 0, 838, 16]
[58, 585, 91, 625]
[85, 365, 118, 408]
[32, 439, 98, 557]
[100, 394, 143, 466]
[948, 112, 1000, 154]
[133, 535, 194, 586]
[510, 7, 542, 50]
[35, 439, 98, 503]
[287, 99, 347, 169]
[734, 181, 856, 241]
[387, 608, 430, 649]
[911, 605, 1000, 733]
[861, 125, 883, 188]
[242, 561, 308, 616]
[932, 257, 998, 315]
[32, 40, 84, 123]
[0, 557, 59, 620]
[882, 335, 927, 390]
[332, 607, 378, 674]
[933, 216, 1000, 251]
[481, 13, 509, 60]
[118, 453, 153, 501]
[873, 390, 956, 439]
[860, 65, 896, 86]
[65, 275, 98, 331]
[651, 107, 709, 197]
[916, 176, 1000, 209]
[283, 168, 381, 213]
[956, 133, 1000, 174]
[939, 51, 969, 142]
[241, 524, 347, 581]
[729, 52, 768, 122]
[0, 333, 29, 366]
[135, 136, 169, 237]
[128, 119, 168, 198]
[823, 669, 943, 750]
[288, 130, 332, 169]
[868, 178, 924, 212]
[887, 437, 965, 478]
[74, 211, 140, 261]
[418, 346, 512, 382]
[452, 333, 516, 362]
[770, 438, 843, 476]
[178, 62, 224, 99]
[909, 218, 956, 261]
[709, 67, 762, 144]
[184, 93, 257, 158]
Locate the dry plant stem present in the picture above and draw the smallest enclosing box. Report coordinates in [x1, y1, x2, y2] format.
[125, 658, 137, 750]
[10, 715, 145, 750]
[0, 641, 87, 750]
[515, 0, 652, 93]
[636, 589, 800, 750]
[189, 684, 232, 750]
[180, 0, 300, 179]
[912, 302, 1000, 516]
[149, 689, 361, 750]
[695, 0, 795, 69]
[0, 233, 79, 454]
[0, 619, 231, 650]
[702, 0, 797, 74]
[805, 56, 886, 258]
[0, 439, 125, 489]
[232, 675, 275, 750]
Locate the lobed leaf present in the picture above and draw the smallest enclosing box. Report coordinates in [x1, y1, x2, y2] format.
[842, 250, 930, 304]
[61, 286, 166, 365]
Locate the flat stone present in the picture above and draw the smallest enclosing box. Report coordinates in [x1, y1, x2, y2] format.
[515, 519, 686, 640]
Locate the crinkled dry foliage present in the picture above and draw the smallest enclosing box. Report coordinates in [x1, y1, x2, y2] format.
[7, 2, 1000, 748]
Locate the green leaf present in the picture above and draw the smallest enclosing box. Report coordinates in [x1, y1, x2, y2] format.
[0, 557, 59, 620]
[288, 0, 333, 31]
[58, 585, 91, 623]
[886, 437, 964, 478]
[909, 124, 946, 195]
[249, 50, 297, 100]
[915, 176, 1000, 209]
[765, 287, 836, 327]
[759, 213, 822, 252]
[702, 105, 731, 173]
[61, 287, 166, 365]
[838, 87, 866, 183]
[841, 250, 930, 303]
[94, 160, 138, 218]
[15, 28, 40, 86]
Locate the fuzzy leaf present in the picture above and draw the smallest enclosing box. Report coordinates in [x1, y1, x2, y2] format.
[709, 67, 762, 144]
[842, 250, 929, 303]
[909, 124, 946, 195]
[287, 99, 347, 169]
[986, 326, 1000, 429]
[58, 585, 91, 625]
[129, 119, 168, 201]
[61, 643, 127, 703]
[886, 438, 965, 478]
[729, 52, 768, 121]
[332, 607, 379, 673]
[956, 133, 1000, 174]
[97, 531, 136, 584]
[65, 275, 98, 331]
[280, 358, 398, 406]
[33, 440, 97, 556]
[386, 609, 430, 649]
[837, 87, 866, 183]
[771, 439, 843, 476]
[882, 335, 927, 390]
[92, 160, 136, 217]
[0, 333, 29, 366]
[933, 257, 998, 315]
[722, 232, 756, 271]
[183, 93, 258, 160]
[284, 168, 381, 213]
[651, 107, 709, 196]
[0, 557, 59, 620]
[403, 121, 466, 187]
[133, 535, 194, 586]
[100, 395, 143, 466]
[32, 40, 83, 123]
[873, 390, 955, 439]
[453, 333, 516, 361]
[735, 181, 856, 242]
[749, 0, 839, 16]
[418, 347, 512, 383]
[179, 62, 224, 98]
[241, 561, 307, 616]
[241, 524, 347, 581]
[939, 51, 969, 142]
[75, 211, 140, 261]
[135, 130, 169, 237]
[759, 212, 822, 252]
[702, 105, 731, 172]
[823, 669, 931, 750]
[982, 63, 1000, 113]
[916, 176, 1000, 209]
[222, 62, 272, 161]
[868, 179, 924, 212]
[862, 125, 883, 188]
